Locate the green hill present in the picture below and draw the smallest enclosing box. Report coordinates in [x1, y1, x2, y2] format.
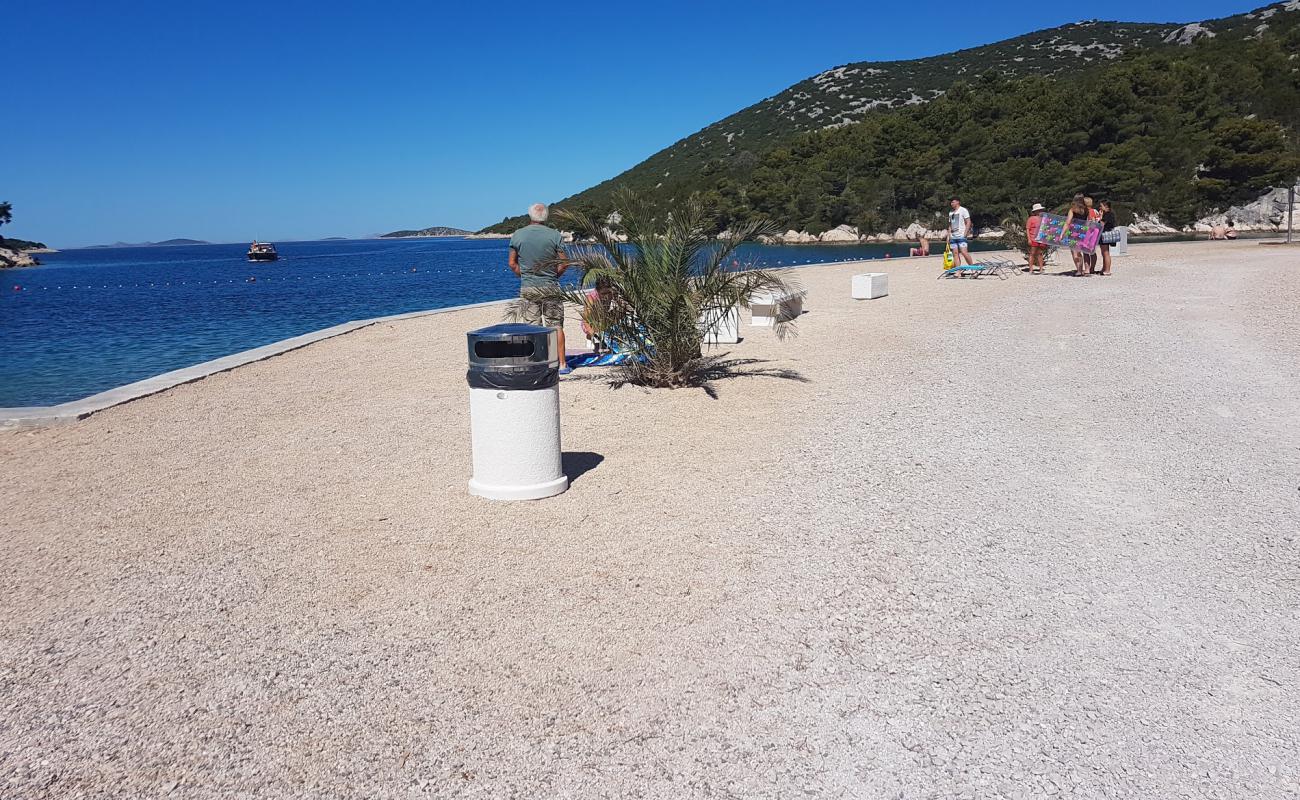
[483, 2, 1300, 234]
[0, 237, 47, 250]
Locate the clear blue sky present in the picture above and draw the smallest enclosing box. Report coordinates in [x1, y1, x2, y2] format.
[7, 0, 1263, 247]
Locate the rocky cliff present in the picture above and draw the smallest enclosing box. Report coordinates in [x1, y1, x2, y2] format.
[0, 246, 39, 268]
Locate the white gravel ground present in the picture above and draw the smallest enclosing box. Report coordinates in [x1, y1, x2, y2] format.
[2, 242, 1298, 799]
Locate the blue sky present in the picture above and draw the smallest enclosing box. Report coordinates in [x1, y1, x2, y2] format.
[7, 0, 1263, 247]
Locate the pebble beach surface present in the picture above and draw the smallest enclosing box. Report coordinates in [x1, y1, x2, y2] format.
[2, 242, 1298, 798]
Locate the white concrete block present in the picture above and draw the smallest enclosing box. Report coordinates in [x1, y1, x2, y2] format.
[852, 272, 889, 299]
[701, 306, 740, 345]
[750, 290, 804, 327]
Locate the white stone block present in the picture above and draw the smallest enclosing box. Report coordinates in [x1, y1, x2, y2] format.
[852, 272, 889, 299]
[749, 290, 804, 327]
[701, 306, 740, 345]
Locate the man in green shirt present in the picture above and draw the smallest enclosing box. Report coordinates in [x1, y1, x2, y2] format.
[509, 203, 570, 370]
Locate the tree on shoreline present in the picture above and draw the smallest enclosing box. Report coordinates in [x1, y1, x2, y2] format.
[510, 190, 801, 390]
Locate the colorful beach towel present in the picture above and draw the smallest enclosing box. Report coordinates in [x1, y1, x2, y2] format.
[1033, 212, 1101, 254]
[567, 350, 636, 368]
[566, 324, 648, 369]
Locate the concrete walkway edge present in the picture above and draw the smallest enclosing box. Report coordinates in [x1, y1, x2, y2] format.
[0, 299, 512, 429]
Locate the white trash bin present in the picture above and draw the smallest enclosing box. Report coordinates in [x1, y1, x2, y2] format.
[466, 323, 568, 501]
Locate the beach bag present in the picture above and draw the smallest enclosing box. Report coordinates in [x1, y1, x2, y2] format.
[943, 245, 955, 269]
[1101, 229, 1121, 246]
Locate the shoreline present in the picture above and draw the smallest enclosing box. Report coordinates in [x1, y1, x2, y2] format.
[0, 299, 511, 428]
[0, 251, 933, 414]
[3, 237, 1282, 422]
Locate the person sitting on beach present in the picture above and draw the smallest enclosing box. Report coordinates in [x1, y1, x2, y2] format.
[581, 278, 616, 354]
[1225, 220, 1239, 240]
[1209, 223, 1228, 240]
[509, 203, 570, 372]
[947, 197, 974, 268]
[909, 236, 931, 257]
[1026, 203, 1047, 273]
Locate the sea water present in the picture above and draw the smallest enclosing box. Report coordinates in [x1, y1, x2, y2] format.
[0, 237, 993, 407]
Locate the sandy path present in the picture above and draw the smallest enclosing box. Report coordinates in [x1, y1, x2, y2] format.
[1, 242, 1298, 798]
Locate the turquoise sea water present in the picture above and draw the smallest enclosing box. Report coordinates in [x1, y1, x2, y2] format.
[0, 237, 994, 407]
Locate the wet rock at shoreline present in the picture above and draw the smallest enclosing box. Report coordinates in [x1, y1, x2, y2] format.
[819, 225, 860, 243]
[1194, 182, 1300, 232]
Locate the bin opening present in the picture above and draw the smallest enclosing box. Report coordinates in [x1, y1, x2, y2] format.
[475, 339, 535, 359]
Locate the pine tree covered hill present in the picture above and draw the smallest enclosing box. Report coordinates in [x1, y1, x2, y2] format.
[484, 2, 1300, 234]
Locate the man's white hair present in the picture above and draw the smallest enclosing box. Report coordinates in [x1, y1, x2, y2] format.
[528, 203, 549, 223]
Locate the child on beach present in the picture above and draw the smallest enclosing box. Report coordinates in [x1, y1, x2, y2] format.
[1026, 203, 1046, 273]
[1097, 199, 1116, 276]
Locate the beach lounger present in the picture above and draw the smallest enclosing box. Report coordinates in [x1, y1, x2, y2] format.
[938, 259, 1014, 280]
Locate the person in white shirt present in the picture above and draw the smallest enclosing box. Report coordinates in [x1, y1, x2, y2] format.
[948, 197, 974, 267]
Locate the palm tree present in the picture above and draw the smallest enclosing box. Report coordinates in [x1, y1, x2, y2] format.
[510, 190, 801, 389]
[999, 206, 1032, 263]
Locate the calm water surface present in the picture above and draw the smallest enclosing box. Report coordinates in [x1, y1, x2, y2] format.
[1, 237, 985, 407]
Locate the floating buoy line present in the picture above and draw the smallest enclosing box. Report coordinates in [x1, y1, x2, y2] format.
[6, 254, 923, 295]
[5, 264, 441, 294]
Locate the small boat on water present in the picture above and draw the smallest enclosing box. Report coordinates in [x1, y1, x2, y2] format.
[247, 241, 278, 262]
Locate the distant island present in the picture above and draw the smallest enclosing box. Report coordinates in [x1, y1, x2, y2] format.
[86, 238, 211, 249]
[380, 226, 473, 238]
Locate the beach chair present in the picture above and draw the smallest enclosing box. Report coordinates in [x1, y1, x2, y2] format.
[938, 258, 1013, 280]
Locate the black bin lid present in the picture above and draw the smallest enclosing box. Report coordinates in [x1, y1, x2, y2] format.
[467, 323, 557, 369]
[468, 323, 553, 339]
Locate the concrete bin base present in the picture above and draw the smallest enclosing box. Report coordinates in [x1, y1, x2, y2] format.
[852, 273, 889, 299]
[469, 472, 569, 501]
[467, 385, 568, 501]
